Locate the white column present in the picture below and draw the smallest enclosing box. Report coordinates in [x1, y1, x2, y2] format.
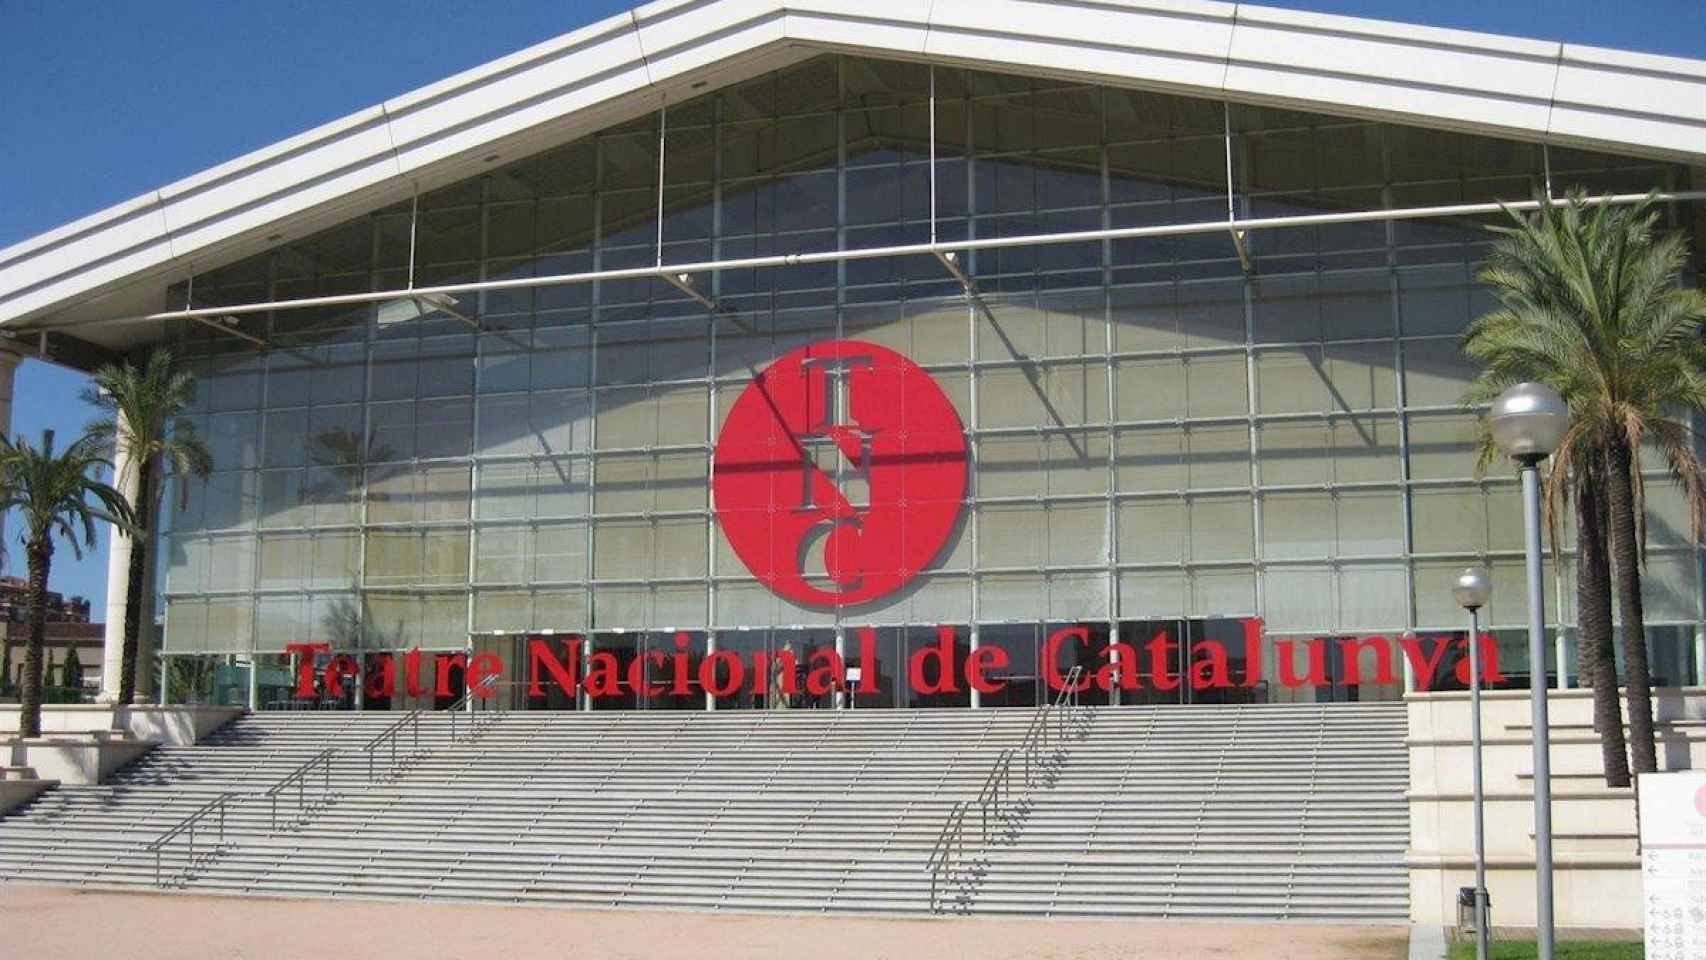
[968, 626, 980, 709]
[0, 345, 23, 549]
[99, 408, 139, 703]
[1694, 625, 1705, 689]
[1400, 631, 1417, 693]
[705, 632, 718, 711]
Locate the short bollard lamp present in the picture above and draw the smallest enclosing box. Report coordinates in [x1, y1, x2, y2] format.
[1452, 566, 1492, 960]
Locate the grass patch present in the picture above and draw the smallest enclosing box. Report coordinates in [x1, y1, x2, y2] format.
[1446, 941, 1642, 960]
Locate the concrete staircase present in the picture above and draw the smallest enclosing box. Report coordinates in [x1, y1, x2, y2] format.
[1407, 686, 1706, 931]
[0, 702, 1407, 921]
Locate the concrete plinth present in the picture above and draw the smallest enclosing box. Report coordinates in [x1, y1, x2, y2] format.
[0, 766, 58, 815]
[2, 735, 155, 785]
[1406, 686, 1706, 933]
[0, 704, 242, 745]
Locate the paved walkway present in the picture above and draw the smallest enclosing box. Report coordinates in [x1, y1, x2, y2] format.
[0, 886, 1408, 959]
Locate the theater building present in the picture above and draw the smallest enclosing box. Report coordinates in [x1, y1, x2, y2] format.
[3, 0, 1704, 714]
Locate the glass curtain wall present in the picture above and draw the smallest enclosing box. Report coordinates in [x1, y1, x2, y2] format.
[155, 55, 1703, 708]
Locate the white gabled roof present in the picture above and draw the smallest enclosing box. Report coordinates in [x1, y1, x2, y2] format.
[3, 0, 1703, 345]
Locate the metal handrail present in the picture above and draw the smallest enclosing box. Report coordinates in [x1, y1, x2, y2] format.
[264, 747, 335, 832]
[1017, 665, 1085, 789]
[924, 665, 1091, 913]
[145, 792, 236, 887]
[447, 674, 507, 742]
[362, 708, 423, 781]
[924, 801, 969, 913]
[974, 749, 1014, 842]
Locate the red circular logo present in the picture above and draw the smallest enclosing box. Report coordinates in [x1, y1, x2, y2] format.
[713, 339, 967, 607]
[1695, 785, 1706, 819]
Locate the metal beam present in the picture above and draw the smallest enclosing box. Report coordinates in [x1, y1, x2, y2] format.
[932, 250, 972, 292]
[31, 189, 1706, 333]
[192, 314, 268, 349]
[662, 272, 757, 335]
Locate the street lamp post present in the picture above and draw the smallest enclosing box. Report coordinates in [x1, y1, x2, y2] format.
[1489, 381, 1569, 960]
[1453, 566, 1493, 960]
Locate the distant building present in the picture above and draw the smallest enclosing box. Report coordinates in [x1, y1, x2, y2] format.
[0, 576, 92, 624]
[0, 578, 101, 698]
[0, 622, 104, 699]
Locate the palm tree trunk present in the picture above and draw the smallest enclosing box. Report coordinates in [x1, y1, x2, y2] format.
[18, 539, 54, 739]
[1606, 438, 1659, 775]
[1577, 464, 1630, 787]
[117, 456, 154, 704]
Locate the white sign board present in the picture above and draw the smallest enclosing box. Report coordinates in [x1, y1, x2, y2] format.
[1640, 770, 1706, 960]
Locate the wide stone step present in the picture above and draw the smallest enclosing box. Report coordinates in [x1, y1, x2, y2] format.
[0, 703, 1409, 921]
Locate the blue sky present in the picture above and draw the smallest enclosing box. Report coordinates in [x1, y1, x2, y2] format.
[3, 0, 1703, 608]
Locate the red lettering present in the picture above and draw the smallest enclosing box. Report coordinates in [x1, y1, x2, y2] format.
[1455, 633, 1508, 686]
[1043, 626, 1094, 692]
[967, 645, 1010, 695]
[1189, 640, 1232, 690]
[670, 633, 694, 696]
[629, 651, 666, 697]
[1339, 636, 1397, 687]
[1276, 638, 1329, 688]
[856, 628, 880, 694]
[364, 654, 396, 700]
[1479, 634, 1507, 685]
[770, 649, 801, 695]
[1095, 640, 1140, 692]
[1401, 634, 1453, 692]
[468, 652, 503, 699]
[1241, 618, 1264, 688]
[433, 653, 468, 698]
[700, 650, 745, 698]
[323, 654, 359, 698]
[909, 626, 961, 695]
[526, 637, 579, 697]
[285, 643, 329, 697]
[806, 648, 845, 697]
[403, 648, 427, 698]
[584, 651, 621, 697]
[1145, 633, 1180, 691]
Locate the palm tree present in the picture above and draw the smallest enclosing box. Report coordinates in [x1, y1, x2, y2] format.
[85, 349, 213, 704]
[1464, 190, 1706, 784]
[0, 430, 135, 737]
[1568, 448, 1629, 785]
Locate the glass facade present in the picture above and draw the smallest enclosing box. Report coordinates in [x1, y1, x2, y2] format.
[154, 55, 1705, 708]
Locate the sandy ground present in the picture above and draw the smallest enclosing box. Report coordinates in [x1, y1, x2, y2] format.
[0, 885, 1408, 960]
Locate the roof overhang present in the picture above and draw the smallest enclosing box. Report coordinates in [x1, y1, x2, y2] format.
[3, 0, 1704, 354]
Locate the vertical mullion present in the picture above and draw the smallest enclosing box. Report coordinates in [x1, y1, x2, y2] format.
[1385, 126, 1421, 693]
[706, 88, 724, 710]
[1101, 88, 1120, 704]
[464, 177, 491, 669]
[585, 139, 604, 696]
[355, 212, 381, 697]
[962, 70, 983, 708]
[1233, 103, 1264, 647]
[834, 57, 850, 707]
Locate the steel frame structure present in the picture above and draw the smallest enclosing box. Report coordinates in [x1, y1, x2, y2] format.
[145, 65, 1706, 709]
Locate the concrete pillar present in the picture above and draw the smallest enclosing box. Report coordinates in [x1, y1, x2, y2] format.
[99, 408, 140, 703]
[0, 344, 24, 549]
[1401, 631, 1418, 693]
[705, 632, 718, 711]
[1695, 625, 1706, 689]
[968, 626, 981, 709]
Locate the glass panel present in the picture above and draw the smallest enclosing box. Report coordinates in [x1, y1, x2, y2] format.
[155, 55, 1695, 691]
